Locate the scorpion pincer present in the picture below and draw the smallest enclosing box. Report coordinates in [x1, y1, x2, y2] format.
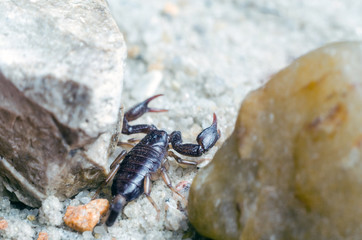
[97, 94, 220, 227]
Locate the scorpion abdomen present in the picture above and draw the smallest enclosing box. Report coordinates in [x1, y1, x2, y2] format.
[111, 130, 168, 202]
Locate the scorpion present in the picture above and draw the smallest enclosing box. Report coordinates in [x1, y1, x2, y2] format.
[96, 94, 220, 227]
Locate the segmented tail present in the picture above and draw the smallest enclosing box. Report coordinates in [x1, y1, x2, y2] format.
[106, 195, 127, 227]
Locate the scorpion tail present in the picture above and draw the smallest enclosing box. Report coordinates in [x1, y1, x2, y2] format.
[106, 194, 127, 227]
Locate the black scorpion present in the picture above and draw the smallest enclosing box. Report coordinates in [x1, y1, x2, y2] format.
[96, 94, 220, 227]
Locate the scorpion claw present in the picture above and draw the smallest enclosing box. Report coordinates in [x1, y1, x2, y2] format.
[170, 113, 220, 157]
[145, 94, 168, 113]
[196, 113, 220, 152]
[122, 94, 167, 134]
[124, 94, 167, 122]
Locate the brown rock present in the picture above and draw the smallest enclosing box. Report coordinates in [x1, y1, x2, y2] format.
[0, 219, 8, 230]
[63, 199, 110, 232]
[188, 42, 362, 240]
[37, 232, 48, 240]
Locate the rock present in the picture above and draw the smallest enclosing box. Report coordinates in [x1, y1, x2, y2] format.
[164, 198, 187, 231]
[0, 0, 126, 207]
[37, 232, 49, 240]
[39, 196, 63, 226]
[188, 42, 362, 240]
[0, 219, 35, 240]
[63, 199, 110, 232]
[162, 2, 180, 17]
[0, 219, 8, 230]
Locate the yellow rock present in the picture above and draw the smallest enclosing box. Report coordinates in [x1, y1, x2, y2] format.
[188, 42, 362, 240]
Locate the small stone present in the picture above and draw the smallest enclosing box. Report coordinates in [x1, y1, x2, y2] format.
[27, 215, 36, 221]
[94, 225, 107, 235]
[80, 197, 91, 205]
[37, 232, 49, 240]
[82, 231, 93, 239]
[148, 62, 165, 71]
[127, 45, 141, 59]
[162, 2, 180, 17]
[0, 219, 8, 230]
[0, 197, 10, 211]
[39, 196, 63, 226]
[63, 199, 110, 232]
[164, 198, 186, 231]
[1, 219, 35, 240]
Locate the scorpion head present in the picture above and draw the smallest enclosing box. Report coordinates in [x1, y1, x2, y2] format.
[141, 130, 168, 148]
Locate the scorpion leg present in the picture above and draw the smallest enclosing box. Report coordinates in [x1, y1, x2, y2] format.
[144, 174, 160, 220]
[160, 167, 188, 205]
[117, 138, 142, 148]
[122, 94, 167, 135]
[170, 113, 220, 157]
[92, 150, 127, 200]
[167, 151, 198, 166]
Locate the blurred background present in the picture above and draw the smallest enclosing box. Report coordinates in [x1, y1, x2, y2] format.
[107, 0, 362, 139]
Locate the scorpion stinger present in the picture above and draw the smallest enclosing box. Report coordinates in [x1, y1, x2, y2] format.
[106, 194, 127, 227]
[196, 113, 220, 152]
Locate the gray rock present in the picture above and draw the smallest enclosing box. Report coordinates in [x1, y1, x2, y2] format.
[0, 0, 126, 207]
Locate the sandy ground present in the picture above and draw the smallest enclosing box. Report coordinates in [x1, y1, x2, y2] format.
[1, 0, 362, 239]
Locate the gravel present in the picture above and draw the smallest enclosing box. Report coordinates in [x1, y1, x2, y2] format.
[1, 0, 362, 239]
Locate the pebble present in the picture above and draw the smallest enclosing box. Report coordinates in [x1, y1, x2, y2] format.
[37, 232, 49, 240]
[0, 219, 8, 230]
[63, 199, 110, 232]
[39, 196, 63, 226]
[27, 215, 36, 221]
[82, 231, 93, 239]
[127, 45, 141, 59]
[162, 2, 180, 17]
[94, 225, 107, 235]
[164, 198, 187, 231]
[80, 197, 91, 204]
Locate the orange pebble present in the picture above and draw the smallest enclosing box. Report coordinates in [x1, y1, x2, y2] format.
[63, 199, 110, 232]
[37, 232, 49, 240]
[0, 219, 8, 230]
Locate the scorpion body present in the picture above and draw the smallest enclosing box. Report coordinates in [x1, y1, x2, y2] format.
[111, 130, 168, 203]
[99, 95, 220, 227]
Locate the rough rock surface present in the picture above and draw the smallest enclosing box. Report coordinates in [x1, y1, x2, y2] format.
[0, 219, 8, 230]
[37, 232, 49, 240]
[63, 199, 109, 232]
[188, 42, 362, 240]
[0, 0, 125, 207]
[39, 196, 63, 226]
[0, 219, 35, 240]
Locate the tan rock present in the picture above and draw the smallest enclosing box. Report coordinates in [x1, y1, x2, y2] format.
[37, 232, 48, 240]
[0, 219, 8, 230]
[188, 42, 362, 240]
[63, 199, 110, 232]
[162, 2, 180, 17]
